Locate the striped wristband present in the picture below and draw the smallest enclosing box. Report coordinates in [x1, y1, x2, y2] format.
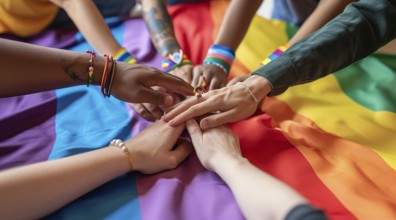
[161, 49, 192, 72]
[113, 47, 137, 64]
[260, 43, 290, 66]
[203, 44, 235, 75]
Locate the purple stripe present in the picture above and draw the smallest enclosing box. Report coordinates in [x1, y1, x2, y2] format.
[136, 153, 244, 220]
[0, 92, 56, 170]
[273, 49, 284, 56]
[123, 18, 162, 68]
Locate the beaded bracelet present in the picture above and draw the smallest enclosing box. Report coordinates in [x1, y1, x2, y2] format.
[260, 43, 290, 66]
[203, 44, 235, 75]
[86, 50, 96, 86]
[110, 139, 133, 170]
[114, 47, 137, 64]
[161, 49, 192, 72]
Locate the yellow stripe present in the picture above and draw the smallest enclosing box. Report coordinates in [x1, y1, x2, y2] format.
[276, 75, 396, 169]
[235, 15, 289, 71]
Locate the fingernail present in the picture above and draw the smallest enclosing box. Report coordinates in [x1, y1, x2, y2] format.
[164, 96, 173, 107]
[169, 119, 175, 125]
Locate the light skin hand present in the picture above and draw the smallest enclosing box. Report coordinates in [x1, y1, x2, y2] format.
[111, 63, 194, 106]
[162, 75, 272, 130]
[192, 64, 228, 90]
[126, 120, 193, 174]
[185, 119, 242, 171]
[227, 74, 250, 87]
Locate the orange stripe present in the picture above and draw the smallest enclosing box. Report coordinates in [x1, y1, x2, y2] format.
[229, 113, 356, 219]
[262, 97, 396, 219]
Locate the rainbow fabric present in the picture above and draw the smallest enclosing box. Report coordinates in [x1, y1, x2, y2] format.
[0, 1, 396, 219]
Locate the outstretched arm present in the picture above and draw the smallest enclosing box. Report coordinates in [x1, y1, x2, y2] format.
[0, 120, 192, 219]
[49, 0, 123, 55]
[185, 119, 326, 220]
[0, 38, 193, 105]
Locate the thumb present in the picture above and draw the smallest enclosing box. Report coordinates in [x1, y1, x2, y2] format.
[140, 87, 174, 107]
[185, 119, 202, 138]
[192, 67, 203, 88]
[166, 140, 193, 169]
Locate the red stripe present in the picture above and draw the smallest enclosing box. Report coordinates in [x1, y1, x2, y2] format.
[229, 113, 357, 220]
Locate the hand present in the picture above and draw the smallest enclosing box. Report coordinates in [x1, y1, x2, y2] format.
[192, 64, 228, 90]
[125, 120, 192, 174]
[169, 65, 194, 84]
[162, 75, 272, 130]
[112, 63, 194, 106]
[129, 86, 166, 121]
[227, 74, 250, 87]
[185, 119, 241, 171]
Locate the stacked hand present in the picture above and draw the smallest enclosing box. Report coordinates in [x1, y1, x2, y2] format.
[125, 120, 192, 174]
[112, 63, 194, 107]
[163, 75, 272, 130]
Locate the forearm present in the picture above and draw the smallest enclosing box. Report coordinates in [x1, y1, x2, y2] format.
[253, 0, 396, 96]
[288, 0, 355, 45]
[0, 39, 105, 97]
[141, 0, 180, 57]
[214, 0, 262, 50]
[51, 0, 122, 55]
[0, 146, 129, 219]
[213, 154, 306, 220]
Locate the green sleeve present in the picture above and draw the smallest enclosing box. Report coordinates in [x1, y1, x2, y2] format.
[252, 0, 396, 96]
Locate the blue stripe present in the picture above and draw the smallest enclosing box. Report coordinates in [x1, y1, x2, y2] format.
[45, 19, 142, 220]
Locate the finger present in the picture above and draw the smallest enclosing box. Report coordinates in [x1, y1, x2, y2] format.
[185, 118, 202, 137]
[209, 78, 221, 90]
[166, 140, 193, 169]
[192, 67, 203, 88]
[226, 77, 239, 87]
[138, 87, 174, 107]
[145, 103, 164, 120]
[168, 99, 218, 126]
[130, 103, 156, 121]
[162, 94, 202, 122]
[155, 73, 194, 96]
[199, 108, 240, 130]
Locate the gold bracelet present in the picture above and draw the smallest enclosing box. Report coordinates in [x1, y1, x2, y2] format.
[110, 139, 133, 170]
[236, 82, 258, 103]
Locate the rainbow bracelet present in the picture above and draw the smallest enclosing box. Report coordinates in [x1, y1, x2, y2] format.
[261, 43, 290, 66]
[113, 47, 137, 64]
[161, 49, 192, 72]
[203, 44, 235, 75]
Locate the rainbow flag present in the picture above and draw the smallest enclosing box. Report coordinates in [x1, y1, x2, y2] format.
[0, 1, 395, 219]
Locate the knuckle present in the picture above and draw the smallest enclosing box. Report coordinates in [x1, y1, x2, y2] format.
[167, 156, 179, 169]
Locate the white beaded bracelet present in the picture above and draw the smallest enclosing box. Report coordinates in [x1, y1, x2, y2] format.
[110, 139, 133, 170]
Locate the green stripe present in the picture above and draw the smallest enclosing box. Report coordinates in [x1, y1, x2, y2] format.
[204, 56, 230, 72]
[334, 53, 396, 113]
[285, 23, 298, 41]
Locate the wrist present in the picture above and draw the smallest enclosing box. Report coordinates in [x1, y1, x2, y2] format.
[113, 47, 137, 64]
[203, 44, 235, 75]
[244, 75, 272, 102]
[210, 152, 247, 174]
[162, 49, 192, 72]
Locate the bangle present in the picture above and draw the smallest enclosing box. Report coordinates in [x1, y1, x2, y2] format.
[110, 139, 133, 171]
[260, 43, 290, 66]
[236, 82, 258, 103]
[106, 58, 117, 97]
[113, 47, 137, 64]
[86, 50, 96, 86]
[203, 44, 235, 75]
[161, 49, 192, 72]
[100, 55, 111, 96]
